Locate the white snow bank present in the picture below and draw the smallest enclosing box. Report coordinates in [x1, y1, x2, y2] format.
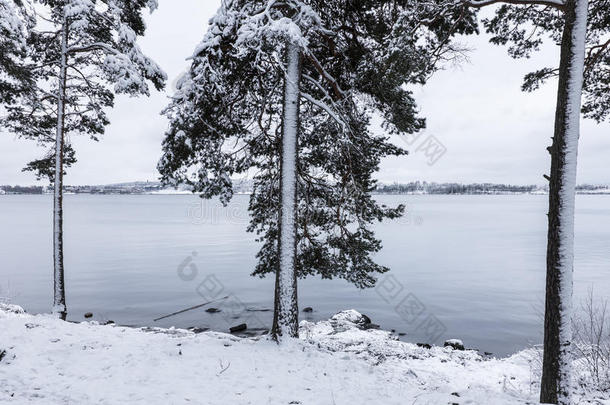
[0, 305, 607, 404]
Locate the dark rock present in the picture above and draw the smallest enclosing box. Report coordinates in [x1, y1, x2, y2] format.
[416, 343, 432, 349]
[444, 339, 465, 351]
[451, 392, 460, 397]
[361, 314, 372, 324]
[363, 323, 380, 330]
[391, 329, 396, 333]
[398, 332, 406, 336]
[237, 328, 269, 338]
[104, 320, 115, 325]
[0, 350, 6, 362]
[302, 307, 313, 313]
[484, 351, 493, 356]
[229, 323, 247, 333]
[205, 308, 221, 313]
[246, 308, 272, 312]
[84, 312, 93, 319]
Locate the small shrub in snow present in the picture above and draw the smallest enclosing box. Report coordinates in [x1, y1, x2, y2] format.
[573, 290, 610, 391]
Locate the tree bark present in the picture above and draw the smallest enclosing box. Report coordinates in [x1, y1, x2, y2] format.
[540, 0, 588, 403]
[271, 41, 301, 341]
[52, 18, 68, 321]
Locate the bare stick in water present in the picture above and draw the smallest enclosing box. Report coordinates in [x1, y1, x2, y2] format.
[153, 296, 229, 322]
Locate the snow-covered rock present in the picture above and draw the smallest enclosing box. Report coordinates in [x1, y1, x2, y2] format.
[0, 303, 24, 314]
[0, 306, 607, 404]
[444, 339, 465, 351]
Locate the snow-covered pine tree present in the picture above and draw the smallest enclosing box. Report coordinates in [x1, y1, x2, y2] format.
[158, 0, 476, 340]
[2, 0, 166, 320]
[458, 0, 608, 402]
[0, 0, 33, 104]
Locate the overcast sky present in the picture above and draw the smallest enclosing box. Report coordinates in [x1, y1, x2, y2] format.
[0, 1, 608, 186]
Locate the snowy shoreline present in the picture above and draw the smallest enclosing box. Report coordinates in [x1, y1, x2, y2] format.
[0, 304, 607, 404]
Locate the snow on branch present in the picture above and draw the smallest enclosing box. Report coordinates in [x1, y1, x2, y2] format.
[234, 0, 323, 52]
[187, 0, 350, 133]
[301, 92, 347, 130]
[303, 51, 346, 100]
[61, 2, 166, 95]
[0, 0, 32, 52]
[464, 0, 566, 10]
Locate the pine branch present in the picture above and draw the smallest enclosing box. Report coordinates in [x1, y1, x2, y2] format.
[303, 51, 346, 100]
[585, 38, 610, 77]
[66, 42, 118, 55]
[301, 92, 347, 130]
[464, 0, 566, 10]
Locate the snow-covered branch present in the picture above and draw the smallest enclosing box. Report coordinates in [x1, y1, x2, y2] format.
[300, 92, 347, 130]
[67, 41, 116, 54]
[0, 0, 29, 52]
[303, 51, 346, 100]
[464, 0, 566, 10]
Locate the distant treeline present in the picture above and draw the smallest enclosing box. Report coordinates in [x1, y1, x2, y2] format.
[375, 182, 540, 195]
[2, 182, 608, 195]
[576, 184, 610, 191]
[0, 185, 44, 194]
[376, 182, 610, 195]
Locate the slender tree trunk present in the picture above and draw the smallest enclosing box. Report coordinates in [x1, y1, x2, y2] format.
[540, 0, 588, 403]
[271, 42, 301, 341]
[52, 19, 68, 321]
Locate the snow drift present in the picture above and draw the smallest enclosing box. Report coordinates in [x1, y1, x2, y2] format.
[0, 304, 607, 404]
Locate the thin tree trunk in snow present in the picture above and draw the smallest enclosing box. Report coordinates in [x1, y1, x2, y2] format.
[52, 19, 68, 321]
[272, 42, 301, 340]
[540, 0, 588, 403]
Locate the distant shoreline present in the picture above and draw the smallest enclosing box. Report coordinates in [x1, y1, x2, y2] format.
[1, 181, 609, 196]
[2, 190, 610, 196]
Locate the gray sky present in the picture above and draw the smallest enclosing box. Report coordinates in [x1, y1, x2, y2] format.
[0, 1, 608, 186]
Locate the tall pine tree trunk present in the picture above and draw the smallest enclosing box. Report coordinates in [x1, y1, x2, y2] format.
[540, 0, 588, 403]
[271, 42, 301, 340]
[52, 19, 68, 321]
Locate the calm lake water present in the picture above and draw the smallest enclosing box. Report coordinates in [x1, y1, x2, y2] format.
[1, 194, 609, 356]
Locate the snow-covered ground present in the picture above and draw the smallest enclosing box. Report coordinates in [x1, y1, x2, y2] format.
[0, 304, 607, 404]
